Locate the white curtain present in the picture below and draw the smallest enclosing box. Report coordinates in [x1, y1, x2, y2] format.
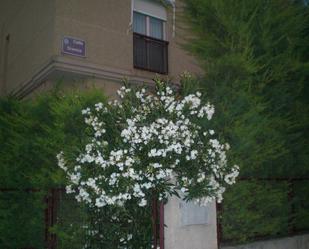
[150, 17, 163, 39]
[133, 12, 146, 35]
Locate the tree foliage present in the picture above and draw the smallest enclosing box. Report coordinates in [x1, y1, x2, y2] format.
[184, 0, 309, 243]
[0, 78, 238, 248]
[56, 78, 239, 248]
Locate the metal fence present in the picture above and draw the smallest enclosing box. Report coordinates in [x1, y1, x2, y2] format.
[0, 188, 164, 249]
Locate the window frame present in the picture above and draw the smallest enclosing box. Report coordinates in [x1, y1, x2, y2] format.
[133, 11, 169, 74]
[133, 11, 166, 41]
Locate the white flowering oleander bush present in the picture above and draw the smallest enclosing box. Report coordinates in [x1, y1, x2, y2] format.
[57, 77, 239, 248]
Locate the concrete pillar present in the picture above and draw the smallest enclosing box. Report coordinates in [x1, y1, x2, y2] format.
[164, 196, 218, 249]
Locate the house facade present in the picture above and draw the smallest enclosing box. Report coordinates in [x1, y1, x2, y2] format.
[0, 1, 217, 248]
[0, 0, 202, 98]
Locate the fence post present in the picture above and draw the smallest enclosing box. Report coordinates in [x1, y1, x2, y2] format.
[45, 188, 62, 249]
[152, 196, 158, 249]
[288, 179, 295, 235]
[216, 201, 222, 248]
[159, 201, 165, 249]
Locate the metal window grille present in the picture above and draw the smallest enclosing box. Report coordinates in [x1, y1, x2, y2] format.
[133, 32, 168, 74]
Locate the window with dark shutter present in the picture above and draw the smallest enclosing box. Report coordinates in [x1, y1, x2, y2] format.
[133, 11, 168, 74]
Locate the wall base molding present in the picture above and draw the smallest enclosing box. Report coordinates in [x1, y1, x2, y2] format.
[10, 56, 165, 99]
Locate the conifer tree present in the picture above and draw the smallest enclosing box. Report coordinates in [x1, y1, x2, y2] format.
[184, 0, 309, 242]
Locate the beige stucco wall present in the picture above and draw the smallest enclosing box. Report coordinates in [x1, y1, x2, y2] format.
[165, 197, 218, 249]
[1, 0, 201, 97]
[31, 77, 123, 101]
[0, 0, 55, 95]
[52, 0, 201, 84]
[53, 0, 133, 72]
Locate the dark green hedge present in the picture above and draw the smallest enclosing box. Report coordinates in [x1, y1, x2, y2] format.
[0, 191, 45, 249]
[0, 89, 107, 248]
[219, 179, 309, 244]
[220, 181, 289, 243]
[0, 87, 156, 249]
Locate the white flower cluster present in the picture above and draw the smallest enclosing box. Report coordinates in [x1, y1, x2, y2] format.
[57, 82, 239, 213]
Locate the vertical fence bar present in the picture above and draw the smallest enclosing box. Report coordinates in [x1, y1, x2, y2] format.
[45, 188, 63, 249]
[51, 189, 55, 248]
[288, 179, 295, 235]
[46, 190, 51, 249]
[216, 201, 222, 248]
[45, 193, 49, 244]
[152, 196, 158, 249]
[159, 201, 164, 249]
